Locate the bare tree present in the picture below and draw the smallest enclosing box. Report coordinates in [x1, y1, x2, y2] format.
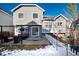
[63, 3, 79, 46]
[67, 3, 77, 20]
[66, 3, 79, 46]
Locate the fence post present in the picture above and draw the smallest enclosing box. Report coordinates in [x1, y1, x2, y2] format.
[66, 44, 68, 56]
[20, 26, 24, 45]
[56, 39, 58, 51]
[1, 26, 4, 44]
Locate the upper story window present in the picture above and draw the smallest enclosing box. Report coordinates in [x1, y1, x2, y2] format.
[45, 25, 48, 28]
[44, 22, 52, 29]
[33, 13, 38, 19]
[58, 22, 62, 26]
[18, 13, 23, 18]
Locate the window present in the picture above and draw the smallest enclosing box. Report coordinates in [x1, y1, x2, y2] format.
[49, 25, 52, 28]
[44, 22, 52, 28]
[59, 30, 62, 33]
[45, 25, 48, 27]
[33, 13, 38, 18]
[32, 27, 38, 35]
[18, 13, 23, 18]
[44, 22, 48, 27]
[58, 22, 62, 26]
[60, 22, 62, 26]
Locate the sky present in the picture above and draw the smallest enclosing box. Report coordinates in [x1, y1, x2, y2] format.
[0, 3, 72, 16]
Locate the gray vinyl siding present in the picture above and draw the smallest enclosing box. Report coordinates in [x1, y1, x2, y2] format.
[0, 10, 13, 32]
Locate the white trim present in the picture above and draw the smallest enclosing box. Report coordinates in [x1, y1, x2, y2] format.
[0, 9, 12, 17]
[11, 4, 45, 12]
[54, 14, 68, 20]
[30, 26, 39, 37]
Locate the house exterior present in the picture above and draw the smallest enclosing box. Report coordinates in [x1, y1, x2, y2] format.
[0, 4, 71, 39]
[53, 14, 67, 34]
[42, 14, 69, 36]
[0, 9, 13, 32]
[42, 16, 54, 33]
[11, 4, 45, 38]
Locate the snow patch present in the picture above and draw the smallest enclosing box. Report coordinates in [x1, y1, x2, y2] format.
[1, 45, 58, 56]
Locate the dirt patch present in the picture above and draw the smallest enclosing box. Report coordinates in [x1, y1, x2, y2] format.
[0, 45, 47, 51]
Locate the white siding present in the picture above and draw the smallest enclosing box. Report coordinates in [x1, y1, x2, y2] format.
[42, 21, 52, 33]
[13, 7, 43, 25]
[43, 15, 68, 34]
[55, 16, 67, 33]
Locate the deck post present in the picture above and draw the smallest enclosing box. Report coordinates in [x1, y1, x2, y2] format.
[66, 44, 68, 56]
[20, 26, 23, 45]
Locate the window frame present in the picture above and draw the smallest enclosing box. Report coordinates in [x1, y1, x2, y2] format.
[18, 13, 23, 18]
[58, 22, 62, 26]
[33, 13, 38, 19]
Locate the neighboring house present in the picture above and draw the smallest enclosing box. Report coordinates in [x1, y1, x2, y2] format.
[0, 9, 13, 32]
[11, 4, 45, 38]
[53, 14, 67, 34]
[42, 14, 69, 35]
[42, 16, 54, 33]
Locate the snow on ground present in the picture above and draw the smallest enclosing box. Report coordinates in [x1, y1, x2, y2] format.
[0, 36, 68, 56]
[1, 34, 77, 56]
[1, 45, 59, 56]
[2, 45, 67, 56]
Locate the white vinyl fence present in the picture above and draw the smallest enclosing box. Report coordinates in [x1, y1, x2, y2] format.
[45, 34, 77, 56]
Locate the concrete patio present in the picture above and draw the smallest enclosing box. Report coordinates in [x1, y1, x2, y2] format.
[0, 37, 51, 46]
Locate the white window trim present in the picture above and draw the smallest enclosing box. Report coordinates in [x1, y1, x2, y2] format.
[31, 26, 39, 37]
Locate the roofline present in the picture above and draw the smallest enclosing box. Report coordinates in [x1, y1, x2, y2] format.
[54, 14, 68, 20]
[11, 4, 45, 12]
[0, 9, 12, 17]
[42, 19, 55, 21]
[43, 16, 54, 18]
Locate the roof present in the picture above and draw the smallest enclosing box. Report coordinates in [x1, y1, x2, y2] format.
[54, 14, 68, 20]
[43, 16, 55, 21]
[11, 4, 45, 12]
[0, 8, 12, 17]
[26, 21, 38, 25]
[42, 14, 68, 21]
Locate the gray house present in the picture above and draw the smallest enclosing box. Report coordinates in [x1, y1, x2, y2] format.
[0, 8, 13, 32]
